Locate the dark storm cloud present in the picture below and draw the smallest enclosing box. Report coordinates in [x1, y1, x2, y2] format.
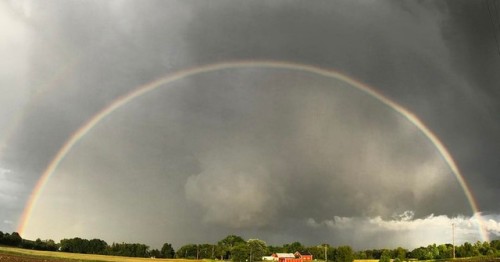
[180, 0, 500, 214]
[436, 0, 500, 213]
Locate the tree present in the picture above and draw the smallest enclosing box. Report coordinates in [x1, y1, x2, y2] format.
[161, 242, 175, 258]
[306, 246, 325, 260]
[457, 242, 479, 258]
[427, 244, 439, 259]
[88, 239, 107, 254]
[8, 232, 22, 247]
[218, 235, 246, 260]
[231, 243, 250, 262]
[107, 242, 150, 257]
[355, 251, 367, 260]
[394, 247, 406, 261]
[248, 239, 269, 262]
[150, 249, 161, 258]
[283, 242, 305, 253]
[334, 246, 353, 262]
[327, 246, 337, 262]
[491, 240, 500, 251]
[379, 250, 391, 262]
[409, 246, 431, 260]
[197, 244, 217, 259]
[176, 244, 198, 258]
[32, 238, 57, 251]
[232, 243, 250, 262]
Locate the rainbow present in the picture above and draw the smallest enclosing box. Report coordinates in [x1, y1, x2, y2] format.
[17, 60, 488, 241]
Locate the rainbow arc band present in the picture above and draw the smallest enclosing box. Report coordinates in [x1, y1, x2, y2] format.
[17, 60, 488, 241]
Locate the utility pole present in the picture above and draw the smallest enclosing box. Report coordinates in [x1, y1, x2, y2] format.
[452, 223, 455, 259]
[324, 244, 327, 262]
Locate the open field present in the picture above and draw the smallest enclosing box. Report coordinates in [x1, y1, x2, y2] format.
[0, 246, 200, 262]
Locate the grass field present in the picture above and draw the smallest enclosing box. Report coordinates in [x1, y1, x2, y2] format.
[0, 246, 201, 262]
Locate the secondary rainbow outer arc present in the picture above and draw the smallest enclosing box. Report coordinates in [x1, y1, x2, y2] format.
[17, 60, 488, 241]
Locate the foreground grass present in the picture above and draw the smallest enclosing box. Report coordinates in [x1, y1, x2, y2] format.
[0, 246, 202, 262]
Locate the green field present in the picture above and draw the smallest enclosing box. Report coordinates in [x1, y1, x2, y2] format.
[0, 246, 202, 262]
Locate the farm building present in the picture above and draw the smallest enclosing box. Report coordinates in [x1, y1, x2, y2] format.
[266, 252, 313, 262]
[295, 252, 313, 260]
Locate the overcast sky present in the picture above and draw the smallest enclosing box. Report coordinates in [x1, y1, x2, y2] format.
[1, 0, 500, 250]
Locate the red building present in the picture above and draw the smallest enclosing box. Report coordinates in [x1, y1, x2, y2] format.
[295, 252, 313, 261]
[270, 252, 313, 262]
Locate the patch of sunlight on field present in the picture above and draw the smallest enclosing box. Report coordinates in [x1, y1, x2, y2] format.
[354, 260, 379, 262]
[0, 246, 202, 262]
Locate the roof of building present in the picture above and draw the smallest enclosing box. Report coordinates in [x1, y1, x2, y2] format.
[274, 253, 296, 258]
[295, 251, 313, 256]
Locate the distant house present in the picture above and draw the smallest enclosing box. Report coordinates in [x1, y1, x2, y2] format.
[267, 252, 313, 262]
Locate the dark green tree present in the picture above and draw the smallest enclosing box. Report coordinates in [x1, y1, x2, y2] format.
[150, 249, 161, 258]
[218, 235, 246, 260]
[177, 244, 198, 258]
[232, 243, 250, 262]
[196, 244, 217, 259]
[88, 239, 107, 254]
[60, 238, 89, 253]
[306, 246, 325, 260]
[327, 246, 337, 262]
[161, 242, 175, 258]
[354, 251, 367, 259]
[248, 239, 269, 262]
[457, 242, 479, 258]
[8, 232, 22, 247]
[334, 246, 353, 262]
[107, 242, 150, 257]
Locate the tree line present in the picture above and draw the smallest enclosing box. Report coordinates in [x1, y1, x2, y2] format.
[0, 231, 174, 258]
[1, 230, 500, 261]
